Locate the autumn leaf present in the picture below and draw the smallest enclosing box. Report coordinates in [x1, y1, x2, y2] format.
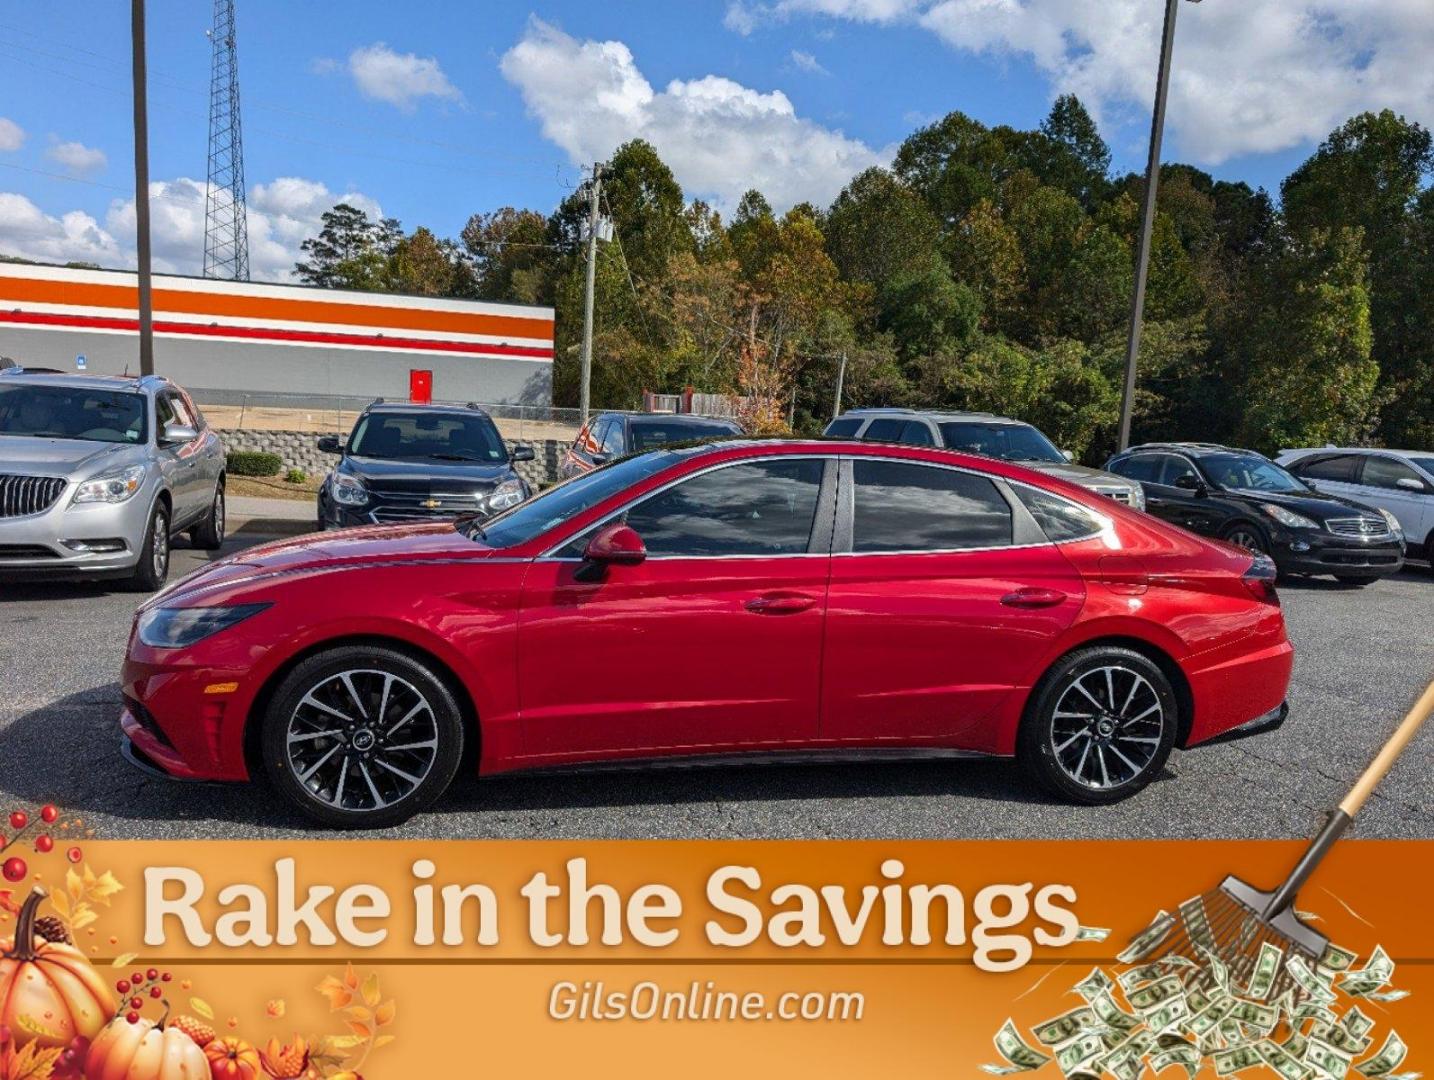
[342, 963, 359, 990]
[0, 890, 19, 917]
[373, 1000, 396, 1027]
[111, 952, 138, 968]
[373, 1034, 396, 1049]
[2, 1041, 65, 1080]
[190, 997, 215, 1021]
[265, 999, 286, 1019]
[344, 1020, 372, 1040]
[316, 975, 353, 1011]
[342, 1006, 371, 1025]
[360, 972, 381, 1008]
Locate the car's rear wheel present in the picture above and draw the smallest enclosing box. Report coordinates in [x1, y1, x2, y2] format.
[261, 645, 465, 829]
[190, 480, 226, 550]
[125, 503, 170, 592]
[1018, 646, 1178, 805]
[1221, 521, 1269, 555]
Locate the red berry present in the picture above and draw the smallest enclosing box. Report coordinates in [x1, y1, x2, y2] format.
[9, 812, 26, 831]
[161, 972, 172, 982]
[146, 968, 159, 981]
[116, 980, 130, 994]
[150, 986, 162, 999]
[2, 857, 26, 882]
[66, 846, 82, 864]
[129, 997, 143, 1010]
[126, 1012, 140, 1025]
[131, 972, 143, 985]
[35, 835, 53, 853]
[40, 805, 58, 824]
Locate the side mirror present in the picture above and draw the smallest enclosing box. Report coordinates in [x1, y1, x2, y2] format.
[317, 435, 341, 454]
[162, 422, 198, 445]
[583, 522, 646, 566]
[510, 445, 536, 463]
[1174, 474, 1207, 495]
[1062, 449, 1075, 462]
[1395, 477, 1425, 492]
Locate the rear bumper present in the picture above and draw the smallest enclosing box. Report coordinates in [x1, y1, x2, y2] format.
[1183, 638, 1295, 747]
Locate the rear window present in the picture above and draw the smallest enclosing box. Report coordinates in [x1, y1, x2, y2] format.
[937, 422, 1065, 464]
[628, 419, 738, 451]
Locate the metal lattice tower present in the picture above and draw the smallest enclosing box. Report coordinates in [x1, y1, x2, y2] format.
[203, 0, 249, 280]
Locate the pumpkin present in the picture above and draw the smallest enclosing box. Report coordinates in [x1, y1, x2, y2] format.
[204, 1036, 261, 1080]
[0, 888, 114, 1050]
[85, 1014, 209, 1080]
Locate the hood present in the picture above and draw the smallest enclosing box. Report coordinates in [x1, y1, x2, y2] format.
[1226, 486, 1380, 522]
[340, 454, 515, 493]
[146, 521, 498, 609]
[1024, 460, 1138, 491]
[0, 436, 138, 476]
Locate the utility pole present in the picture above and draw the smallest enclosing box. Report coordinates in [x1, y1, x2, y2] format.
[832, 351, 848, 422]
[131, 0, 155, 376]
[578, 162, 605, 424]
[1117, 0, 1200, 451]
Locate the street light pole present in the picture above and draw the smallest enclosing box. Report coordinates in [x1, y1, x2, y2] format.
[1117, 0, 1198, 451]
[131, 0, 155, 376]
[578, 162, 605, 425]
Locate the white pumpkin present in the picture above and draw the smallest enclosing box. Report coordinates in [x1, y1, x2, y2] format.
[85, 1015, 210, 1080]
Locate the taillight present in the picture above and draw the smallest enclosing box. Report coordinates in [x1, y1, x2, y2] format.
[1242, 553, 1280, 605]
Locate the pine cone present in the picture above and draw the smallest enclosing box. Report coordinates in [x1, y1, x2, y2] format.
[33, 915, 70, 944]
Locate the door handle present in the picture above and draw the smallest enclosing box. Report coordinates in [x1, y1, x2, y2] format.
[1000, 588, 1069, 609]
[745, 594, 816, 615]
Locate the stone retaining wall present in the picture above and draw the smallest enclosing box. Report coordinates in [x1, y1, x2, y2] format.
[218, 428, 562, 488]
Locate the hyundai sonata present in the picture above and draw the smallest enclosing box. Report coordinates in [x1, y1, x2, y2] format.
[121, 440, 1293, 827]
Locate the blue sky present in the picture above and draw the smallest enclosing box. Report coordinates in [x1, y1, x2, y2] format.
[0, 1, 1427, 280]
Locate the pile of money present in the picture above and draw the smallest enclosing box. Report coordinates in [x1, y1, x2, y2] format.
[983, 904, 1415, 1080]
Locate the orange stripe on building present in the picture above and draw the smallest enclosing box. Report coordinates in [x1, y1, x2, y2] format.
[0, 275, 554, 343]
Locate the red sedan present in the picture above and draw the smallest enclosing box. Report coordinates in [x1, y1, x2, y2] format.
[120, 440, 1293, 827]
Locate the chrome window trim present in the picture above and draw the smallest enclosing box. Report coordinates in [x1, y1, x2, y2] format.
[536, 453, 837, 561]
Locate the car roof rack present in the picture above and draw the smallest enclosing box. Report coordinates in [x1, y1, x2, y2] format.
[1127, 441, 1232, 453]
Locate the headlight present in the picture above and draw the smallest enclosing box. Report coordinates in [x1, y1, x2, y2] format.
[1127, 484, 1146, 512]
[1376, 508, 1403, 539]
[485, 477, 526, 513]
[71, 464, 146, 505]
[1260, 503, 1318, 531]
[330, 473, 369, 507]
[137, 603, 271, 649]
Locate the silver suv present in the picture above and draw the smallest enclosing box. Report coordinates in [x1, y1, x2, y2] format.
[0, 368, 226, 590]
[1276, 447, 1434, 564]
[825, 409, 1146, 510]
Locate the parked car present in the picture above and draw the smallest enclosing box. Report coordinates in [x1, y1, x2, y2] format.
[824, 408, 1146, 510]
[0, 367, 226, 590]
[121, 438, 1292, 827]
[1276, 447, 1434, 566]
[316, 401, 534, 529]
[560, 411, 742, 479]
[1106, 443, 1404, 585]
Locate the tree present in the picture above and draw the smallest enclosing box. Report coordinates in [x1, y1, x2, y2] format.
[386, 227, 474, 297]
[1038, 95, 1111, 204]
[824, 168, 942, 288]
[460, 207, 556, 305]
[294, 204, 382, 288]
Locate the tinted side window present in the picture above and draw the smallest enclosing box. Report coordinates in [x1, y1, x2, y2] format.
[1014, 486, 1105, 542]
[154, 393, 177, 433]
[624, 459, 825, 557]
[1160, 456, 1201, 487]
[1363, 456, 1427, 492]
[862, 418, 908, 442]
[852, 460, 1012, 552]
[899, 420, 936, 446]
[600, 420, 625, 455]
[825, 417, 864, 438]
[1109, 455, 1161, 483]
[1293, 454, 1359, 482]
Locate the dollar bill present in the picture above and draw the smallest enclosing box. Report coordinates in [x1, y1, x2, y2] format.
[1284, 1032, 1310, 1059]
[1119, 911, 1176, 964]
[1342, 1008, 1375, 1040]
[1146, 996, 1191, 1034]
[1187, 997, 1237, 1039]
[1034, 1007, 1099, 1047]
[1340, 947, 1395, 997]
[1151, 1044, 1201, 1078]
[1307, 1037, 1354, 1080]
[1199, 945, 1232, 993]
[1288, 955, 1339, 1005]
[1356, 1032, 1408, 1078]
[1120, 963, 1170, 992]
[1258, 1039, 1313, 1080]
[1314, 1018, 1373, 1055]
[1056, 1033, 1107, 1076]
[1228, 999, 1279, 1034]
[986, 1019, 1053, 1074]
[1186, 986, 1211, 1015]
[1319, 943, 1358, 973]
[1213, 1044, 1263, 1076]
[1128, 975, 1185, 1014]
[1091, 991, 1141, 1034]
[1076, 925, 1112, 942]
[1246, 941, 1284, 1001]
[1363, 989, 1409, 1003]
[1074, 968, 1115, 1002]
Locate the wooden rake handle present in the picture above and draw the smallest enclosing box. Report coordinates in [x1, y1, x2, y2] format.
[1340, 678, 1434, 818]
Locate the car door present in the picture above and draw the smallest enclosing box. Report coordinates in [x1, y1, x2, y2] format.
[1359, 455, 1433, 541]
[819, 457, 1085, 746]
[1145, 454, 1225, 534]
[178, 389, 223, 503]
[152, 391, 201, 526]
[516, 456, 834, 758]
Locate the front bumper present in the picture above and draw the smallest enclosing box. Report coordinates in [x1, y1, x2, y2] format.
[1270, 531, 1404, 578]
[0, 484, 156, 575]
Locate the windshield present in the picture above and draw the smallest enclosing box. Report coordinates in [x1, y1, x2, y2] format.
[938, 421, 1065, 464]
[348, 411, 508, 462]
[471, 450, 678, 548]
[1201, 453, 1308, 494]
[629, 418, 738, 451]
[0, 384, 147, 444]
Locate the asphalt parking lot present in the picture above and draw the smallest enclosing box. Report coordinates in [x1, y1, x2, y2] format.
[0, 534, 1429, 841]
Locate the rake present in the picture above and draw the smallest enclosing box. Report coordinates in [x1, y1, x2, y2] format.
[1137, 679, 1434, 1002]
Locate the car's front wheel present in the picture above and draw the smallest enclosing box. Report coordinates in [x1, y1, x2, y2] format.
[261, 645, 465, 829]
[125, 502, 170, 592]
[1018, 646, 1178, 805]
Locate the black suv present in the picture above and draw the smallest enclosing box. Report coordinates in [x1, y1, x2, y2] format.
[1105, 443, 1404, 584]
[317, 402, 534, 529]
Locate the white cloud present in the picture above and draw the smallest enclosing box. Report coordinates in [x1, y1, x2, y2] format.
[347, 43, 462, 111]
[789, 50, 831, 76]
[45, 140, 107, 175]
[0, 177, 381, 282]
[0, 118, 24, 153]
[501, 19, 886, 212]
[726, 0, 923, 34]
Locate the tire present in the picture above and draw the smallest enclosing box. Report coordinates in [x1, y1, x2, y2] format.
[190, 479, 226, 551]
[1220, 521, 1269, 556]
[1017, 646, 1179, 805]
[261, 645, 466, 829]
[124, 502, 171, 593]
